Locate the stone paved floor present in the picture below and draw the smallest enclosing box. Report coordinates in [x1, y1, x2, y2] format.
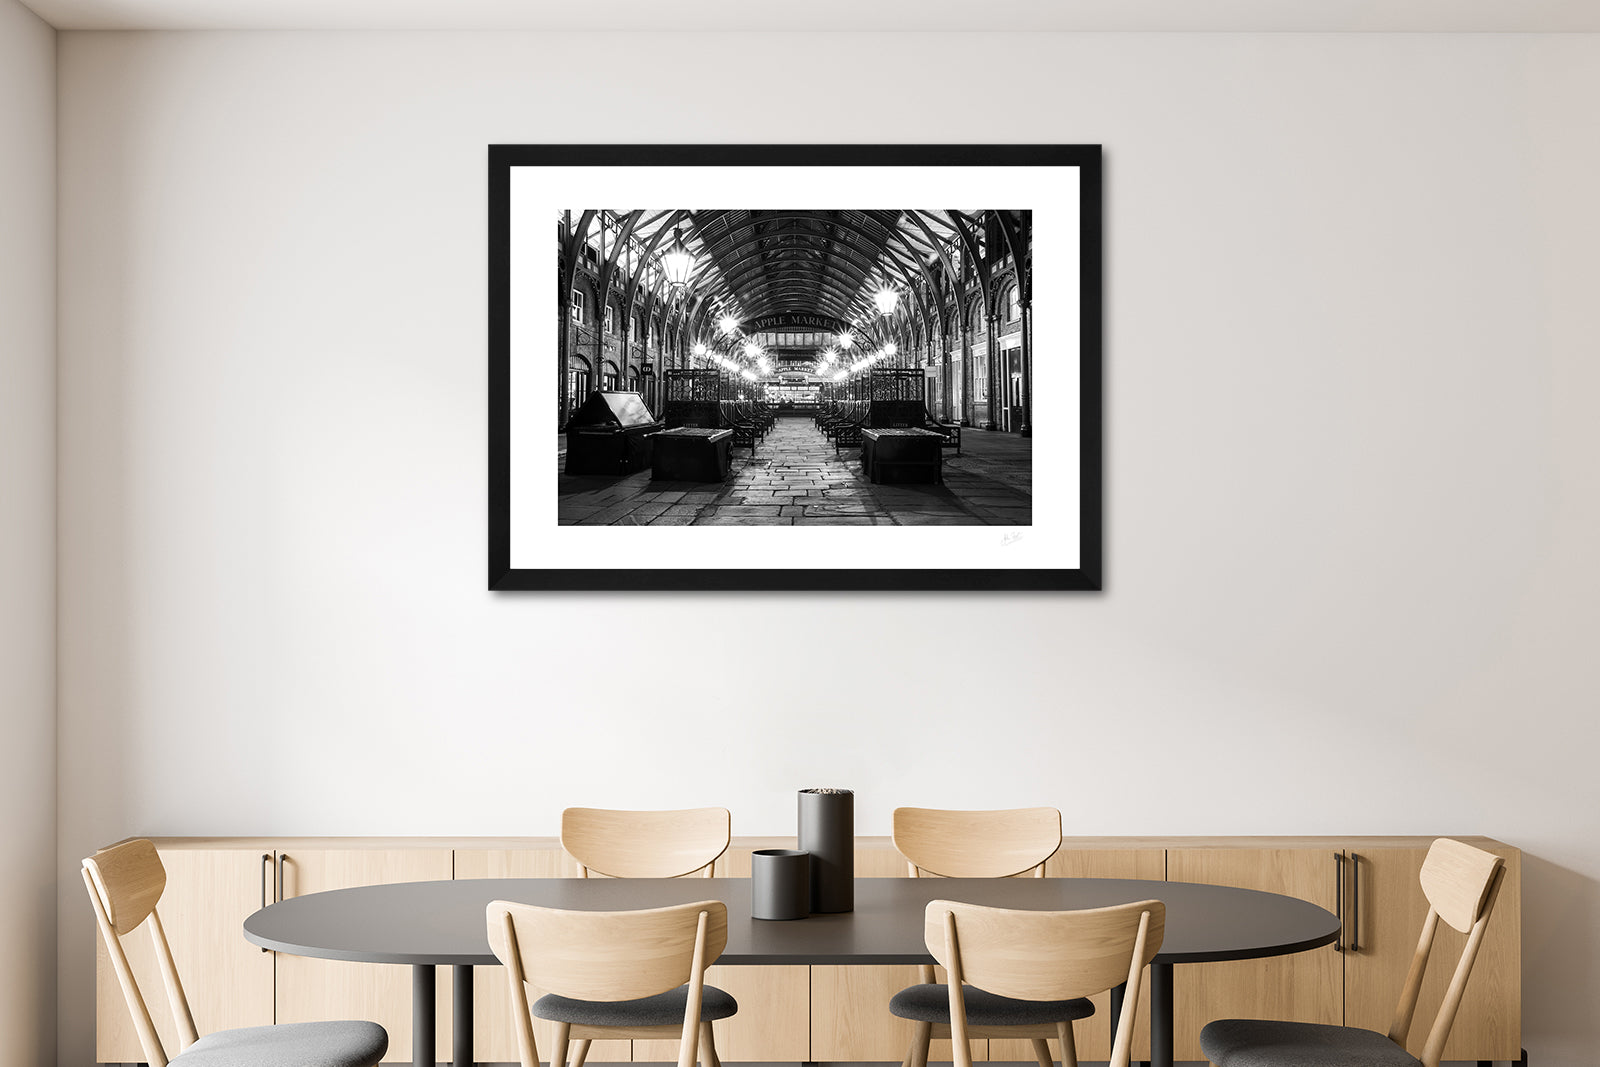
[557, 418, 1031, 526]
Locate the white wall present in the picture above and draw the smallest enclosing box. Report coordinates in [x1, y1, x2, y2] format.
[56, 29, 1600, 1065]
[0, 1, 56, 1065]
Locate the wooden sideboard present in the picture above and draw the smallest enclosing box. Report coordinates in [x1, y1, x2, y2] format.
[94, 836, 1520, 1064]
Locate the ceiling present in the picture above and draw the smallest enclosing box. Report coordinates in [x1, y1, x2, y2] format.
[616, 209, 977, 327]
[20, 0, 1600, 32]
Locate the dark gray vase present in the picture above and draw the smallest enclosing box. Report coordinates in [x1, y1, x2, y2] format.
[750, 849, 811, 920]
[798, 788, 854, 913]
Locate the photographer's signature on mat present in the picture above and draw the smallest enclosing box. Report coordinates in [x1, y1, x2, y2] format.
[1000, 532, 1023, 547]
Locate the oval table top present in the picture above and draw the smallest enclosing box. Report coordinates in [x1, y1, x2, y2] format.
[243, 876, 1339, 968]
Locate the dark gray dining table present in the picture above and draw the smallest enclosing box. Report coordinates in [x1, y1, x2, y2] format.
[243, 876, 1338, 1067]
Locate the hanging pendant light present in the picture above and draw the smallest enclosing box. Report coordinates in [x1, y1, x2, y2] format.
[660, 222, 695, 289]
[872, 285, 899, 316]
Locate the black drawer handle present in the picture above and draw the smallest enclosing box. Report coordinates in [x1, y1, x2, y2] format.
[1350, 853, 1361, 952]
[260, 854, 272, 952]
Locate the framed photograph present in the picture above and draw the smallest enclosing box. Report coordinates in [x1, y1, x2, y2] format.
[489, 144, 1101, 591]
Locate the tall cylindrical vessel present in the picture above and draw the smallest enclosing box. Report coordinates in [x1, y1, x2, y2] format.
[798, 787, 854, 913]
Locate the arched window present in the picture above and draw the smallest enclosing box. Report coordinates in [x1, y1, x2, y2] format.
[1004, 283, 1020, 323]
[604, 303, 617, 335]
[601, 360, 620, 391]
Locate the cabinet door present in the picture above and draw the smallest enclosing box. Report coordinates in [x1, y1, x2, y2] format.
[1168, 848, 1342, 1062]
[811, 846, 980, 1063]
[455, 848, 630, 1064]
[273, 848, 453, 1064]
[1342, 844, 1520, 1061]
[96, 848, 276, 1062]
[812, 964, 982, 1063]
[989, 847, 1165, 1065]
[635, 965, 811, 1063]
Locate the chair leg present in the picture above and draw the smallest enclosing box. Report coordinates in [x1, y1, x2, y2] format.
[551, 1022, 571, 1067]
[1056, 1021, 1079, 1067]
[1029, 1038, 1053, 1067]
[570, 1039, 592, 1067]
[909, 1021, 933, 1067]
[699, 1022, 720, 1067]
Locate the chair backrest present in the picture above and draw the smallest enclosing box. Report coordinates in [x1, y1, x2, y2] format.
[561, 807, 730, 878]
[486, 899, 727, 1067]
[925, 898, 1164, 1067]
[893, 807, 1062, 878]
[82, 840, 199, 1067]
[1387, 838, 1507, 1067]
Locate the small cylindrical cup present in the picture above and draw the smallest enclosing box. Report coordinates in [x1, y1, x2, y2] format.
[798, 787, 854, 913]
[751, 849, 811, 921]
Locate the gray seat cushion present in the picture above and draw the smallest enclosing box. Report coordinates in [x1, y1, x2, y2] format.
[888, 984, 1095, 1026]
[1199, 1019, 1423, 1067]
[171, 1020, 388, 1067]
[534, 984, 738, 1027]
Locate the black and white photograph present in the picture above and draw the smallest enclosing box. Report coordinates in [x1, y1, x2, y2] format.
[489, 145, 1101, 590]
[556, 208, 1032, 528]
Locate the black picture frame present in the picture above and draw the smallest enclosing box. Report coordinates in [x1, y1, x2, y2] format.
[489, 144, 1102, 592]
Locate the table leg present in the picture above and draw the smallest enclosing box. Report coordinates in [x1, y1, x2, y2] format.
[454, 965, 475, 1067]
[413, 964, 436, 1067]
[1149, 962, 1174, 1067]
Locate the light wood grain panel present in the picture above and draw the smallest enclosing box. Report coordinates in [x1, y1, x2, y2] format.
[1042, 849, 1166, 881]
[96, 848, 275, 1062]
[456, 848, 630, 1063]
[1167, 848, 1341, 1062]
[811, 965, 984, 1062]
[856, 842, 914, 878]
[992, 847, 1164, 1063]
[634, 965, 810, 1062]
[273, 848, 453, 1064]
[1343, 845, 1520, 1061]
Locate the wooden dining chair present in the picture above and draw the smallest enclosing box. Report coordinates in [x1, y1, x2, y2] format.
[486, 898, 735, 1067]
[557, 806, 733, 1067]
[893, 807, 1063, 878]
[891, 807, 1084, 1067]
[561, 806, 731, 878]
[84, 839, 388, 1067]
[1200, 838, 1507, 1067]
[913, 898, 1164, 1067]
